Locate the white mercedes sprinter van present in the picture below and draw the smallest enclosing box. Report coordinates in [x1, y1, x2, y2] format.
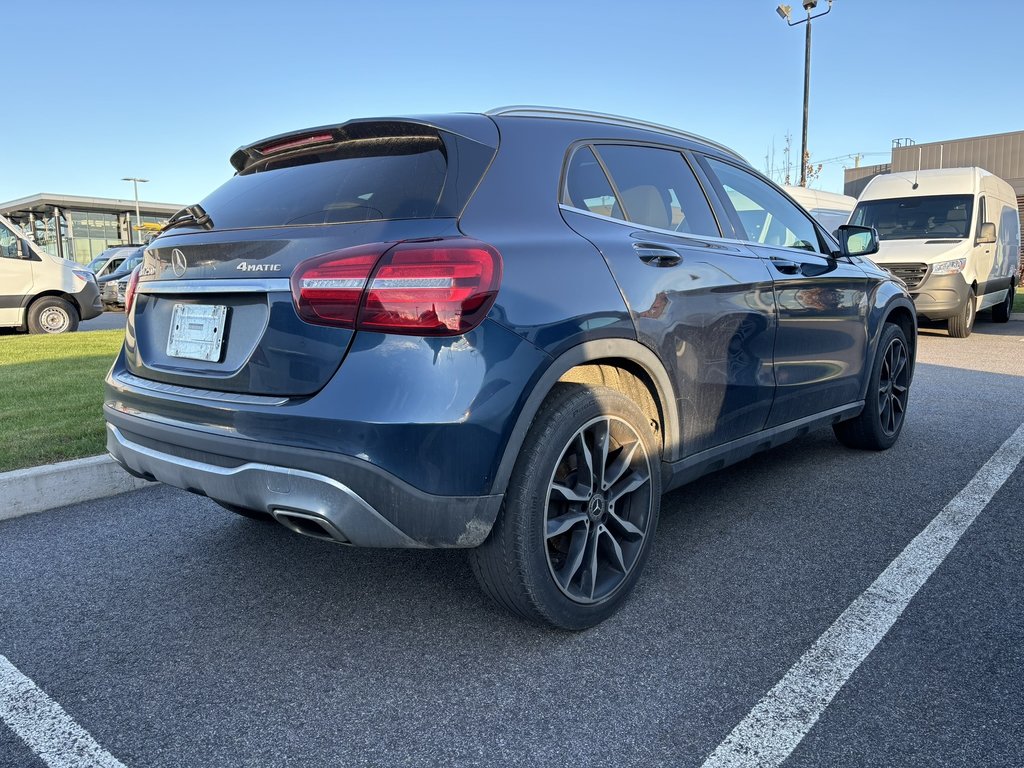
[0, 213, 103, 333]
[850, 168, 1021, 337]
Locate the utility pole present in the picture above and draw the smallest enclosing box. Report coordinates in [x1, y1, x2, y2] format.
[777, 1, 833, 187]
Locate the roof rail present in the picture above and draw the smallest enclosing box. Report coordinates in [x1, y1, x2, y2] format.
[486, 105, 748, 165]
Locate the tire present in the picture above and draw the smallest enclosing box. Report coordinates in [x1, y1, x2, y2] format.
[27, 297, 79, 334]
[834, 323, 911, 451]
[946, 289, 976, 338]
[215, 501, 275, 522]
[991, 282, 1016, 324]
[469, 384, 662, 630]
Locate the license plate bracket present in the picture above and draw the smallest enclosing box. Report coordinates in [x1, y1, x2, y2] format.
[166, 304, 228, 362]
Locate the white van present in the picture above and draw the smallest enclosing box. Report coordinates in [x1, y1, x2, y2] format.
[850, 167, 1021, 337]
[0, 213, 103, 333]
[784, 186, 857, 234]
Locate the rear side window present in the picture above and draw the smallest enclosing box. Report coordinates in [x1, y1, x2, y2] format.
[706, 158, 822, 252]
[198, 135, 450, 229]
[595, 145, 719, 236]
[562, 146, 623, 220]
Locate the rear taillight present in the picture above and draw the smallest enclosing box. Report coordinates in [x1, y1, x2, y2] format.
[124, 267, 141, 314]
[291, 239, 502, 336]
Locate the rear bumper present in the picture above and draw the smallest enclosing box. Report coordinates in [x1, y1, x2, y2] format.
[910, 273, 970, 321]
[105, 407, 503, 548]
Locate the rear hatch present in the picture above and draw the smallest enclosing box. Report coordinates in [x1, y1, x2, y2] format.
[124, 117, 497, 397]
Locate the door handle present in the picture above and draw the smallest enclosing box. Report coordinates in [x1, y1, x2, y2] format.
[770, 257, 802, 275]
[634, 244, 682, 267]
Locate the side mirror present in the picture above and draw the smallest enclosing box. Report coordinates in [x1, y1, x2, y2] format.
[835, 224, 879, 257]
[977, 222, 997, 245]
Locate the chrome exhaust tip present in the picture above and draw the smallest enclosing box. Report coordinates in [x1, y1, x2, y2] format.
[271, 509, 350, 545]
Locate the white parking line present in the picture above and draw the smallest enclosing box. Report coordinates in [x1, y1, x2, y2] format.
[0, 655, 126, 768]
[701, 421, 1024, 768]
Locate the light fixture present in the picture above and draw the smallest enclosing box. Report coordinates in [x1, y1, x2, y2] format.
[776, 4, 792, 20]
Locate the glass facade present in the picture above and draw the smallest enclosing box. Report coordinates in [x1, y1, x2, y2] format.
[0, 198, 179, 264]
[68, 211, 121, 263]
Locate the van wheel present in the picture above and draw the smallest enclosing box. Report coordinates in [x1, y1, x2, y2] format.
[834, 323, 911, 451]
[215, 501, 275, 522]
[469, 384, 661, 630]
[992, 282, 1015, 323]
[946, 289, 975, 338]
[27, 297, 79, 334]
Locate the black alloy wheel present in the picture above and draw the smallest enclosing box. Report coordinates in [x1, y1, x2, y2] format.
[544, 415, 653, 604]
[877, 335, 910, 437]
[469, 384, 662, 630]
[833, 322, 912, 451]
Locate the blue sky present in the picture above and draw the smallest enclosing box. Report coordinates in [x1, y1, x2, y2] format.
[4, 0, 1022, 207]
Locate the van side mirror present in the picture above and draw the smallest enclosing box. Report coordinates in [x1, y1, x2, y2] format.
[977, 222, 997, 245]
[835, 224, 879, 257]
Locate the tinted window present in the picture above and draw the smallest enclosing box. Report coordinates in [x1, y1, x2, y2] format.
[707, 158, 821, 252]
[850, 195, 974, 240]
[562, 146, 623, 220]
[596, 145, 719, 236]
[198, 136, 449, 229]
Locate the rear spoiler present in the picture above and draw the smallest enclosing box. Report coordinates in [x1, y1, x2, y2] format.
[229, 114, 499, 173]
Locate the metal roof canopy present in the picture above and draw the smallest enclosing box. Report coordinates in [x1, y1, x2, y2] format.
[0, 192, 182, 217]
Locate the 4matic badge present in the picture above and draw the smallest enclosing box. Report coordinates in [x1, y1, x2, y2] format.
[236, 262, 282, 272]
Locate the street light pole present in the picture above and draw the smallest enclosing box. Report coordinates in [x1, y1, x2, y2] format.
[801, 19, 811, 187]
[776, 1, 833, 187]
[121, 177, 149, 243]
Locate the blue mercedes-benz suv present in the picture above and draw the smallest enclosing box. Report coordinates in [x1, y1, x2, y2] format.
[105, 107, 916, 629]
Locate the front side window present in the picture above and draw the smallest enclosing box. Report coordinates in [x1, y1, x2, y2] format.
[0, 222, 21, 259]
[706, 158, 821, 252]
[595, 145, 719, 236]
[850, 195, 974, 240]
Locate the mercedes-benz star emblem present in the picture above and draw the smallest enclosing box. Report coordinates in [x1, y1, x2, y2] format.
[171, 248, 187, 277]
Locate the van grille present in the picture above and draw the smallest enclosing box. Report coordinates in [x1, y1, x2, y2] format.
[884, 263, 928, 290]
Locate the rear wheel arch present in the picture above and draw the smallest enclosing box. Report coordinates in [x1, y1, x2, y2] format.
[490, 339, 678, 496]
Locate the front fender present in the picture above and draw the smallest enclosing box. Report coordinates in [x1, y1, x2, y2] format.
[861, 280, 917, 400]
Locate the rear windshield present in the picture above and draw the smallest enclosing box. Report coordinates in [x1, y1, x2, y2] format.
[197, 135, 450, 229]
[850, 194, 974, 240]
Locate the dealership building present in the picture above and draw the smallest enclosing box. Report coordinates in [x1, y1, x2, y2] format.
[0, 193, 183, 264]
[844, 129, 1024, 254]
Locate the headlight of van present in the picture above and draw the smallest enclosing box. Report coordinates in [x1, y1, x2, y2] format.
[932, 258, 967, 276]
[71, 269, 95, 283]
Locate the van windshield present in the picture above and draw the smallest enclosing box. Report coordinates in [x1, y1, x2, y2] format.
[850, 195, 973, 240]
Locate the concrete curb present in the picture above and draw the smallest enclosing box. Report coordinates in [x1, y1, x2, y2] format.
[0, 455, 151, 522]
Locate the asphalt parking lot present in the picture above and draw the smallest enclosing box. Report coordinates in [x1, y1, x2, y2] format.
[2, 317, 1023, 768]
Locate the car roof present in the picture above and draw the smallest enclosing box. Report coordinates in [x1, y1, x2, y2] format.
[486, 106, 748, 165]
